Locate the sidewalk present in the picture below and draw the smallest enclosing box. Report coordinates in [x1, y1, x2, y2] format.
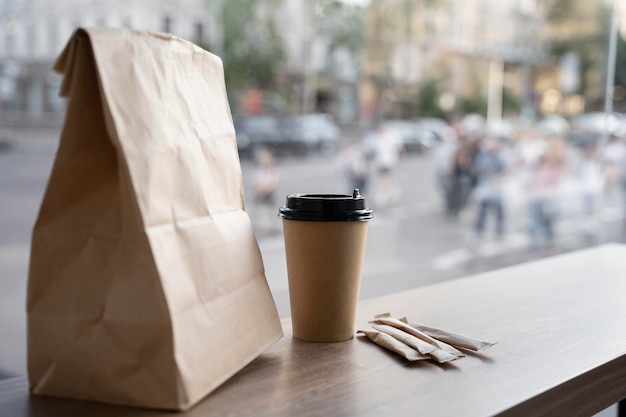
[0, 129, 59, 379]
[0, 126, 61, 154]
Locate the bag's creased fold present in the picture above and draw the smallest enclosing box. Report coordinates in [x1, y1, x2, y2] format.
[27, 27, 283, 410]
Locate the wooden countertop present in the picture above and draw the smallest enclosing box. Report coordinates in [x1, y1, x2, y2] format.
[2, 244, 626, 416]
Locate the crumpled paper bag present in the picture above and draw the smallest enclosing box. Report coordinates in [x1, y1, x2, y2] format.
[27, 27, 283, 410]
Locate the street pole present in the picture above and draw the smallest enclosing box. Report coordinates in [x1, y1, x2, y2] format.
[487, 59, 504, 123]
[301, 1, 318, 115]
[601, 0, 618, 151]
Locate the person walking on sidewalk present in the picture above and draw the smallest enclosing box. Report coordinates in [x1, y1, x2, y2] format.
[578, 143, 605, 244]
[252, 147, 279, 235]
[338, 140, 370, 196]
[526, 136, 566, 256]
[471, 136, 507, 242]
[446, 132, 479, 216]
[372, 124, 404, 206]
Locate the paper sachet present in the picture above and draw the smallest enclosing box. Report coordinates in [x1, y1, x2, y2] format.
[358, 313, 496, 363]
[402, 319, 497, 351]
[357, 329, 430, 361]
[369, 324, 458, 363]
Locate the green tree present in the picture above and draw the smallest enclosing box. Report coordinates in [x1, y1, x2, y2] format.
[316, 0, 364, 54]
[413, 78, 444, 118]
[458, 96, 488, 116]
[298, 1, 365, 113]
[502, 87, 520, 115]
[312, 1, 365, 88]
[219, 0, 285, 92]
[543, 0, 613, 109]
[541, 0, 576, 22]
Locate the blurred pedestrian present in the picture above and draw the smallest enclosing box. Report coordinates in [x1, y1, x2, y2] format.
[513, 128, 547, 182]
[252, 147, 279, 234]
[433, 123, 458, 208]
[338, 141, 370, 195]
[446, 133, 479, 216]
[618, 153, 626, 236]
[600, 135, 626, 237]
[472, 136, 507, 241]
[601, 134, 626, 196]
[526, 136, 566, 256]
[578, 143, 605, 244]
[372, 124, 404, 206]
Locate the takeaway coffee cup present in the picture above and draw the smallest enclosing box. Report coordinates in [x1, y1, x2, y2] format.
[278, 189, 373, 342]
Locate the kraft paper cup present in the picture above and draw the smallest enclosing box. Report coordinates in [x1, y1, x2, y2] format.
[278, 189, 373, 342]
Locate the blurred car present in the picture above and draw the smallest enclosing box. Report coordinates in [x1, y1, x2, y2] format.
[566, 130, 603, 149]
[537, 114, 570, 136]
[0, 129, 12, 152]
[570, 112, 624, 134]
[379, 120, 432, 153]
[283, 113, 341, 156]
[416, 117, 449, 146]
[567, 112, 626, 148]
[234, 115, 305, 157]
[572, 112, 621, 132]
[485, 119, 517, 143]
[461, 113, 486, 138]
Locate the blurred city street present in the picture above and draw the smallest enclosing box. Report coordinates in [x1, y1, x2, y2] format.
[3, 126, 626, 388]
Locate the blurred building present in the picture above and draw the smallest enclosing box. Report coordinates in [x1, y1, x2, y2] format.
[0, 0, 220, 127]
[361, 0, 548, 123]
[273, 0, 362, 120]
[224, 0, 362, 122]
[535, 0, 607, 115]
[0, 0, 332, 126]
[2, 0, 620, 127]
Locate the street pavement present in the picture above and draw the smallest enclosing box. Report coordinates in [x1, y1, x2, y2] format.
[0, 128, 623, 417]
[242, 145, 626, 319]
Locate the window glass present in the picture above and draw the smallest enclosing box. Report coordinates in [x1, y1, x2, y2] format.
[0, 0, 624, 391]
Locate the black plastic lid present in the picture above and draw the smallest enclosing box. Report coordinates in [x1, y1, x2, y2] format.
[278, 189, 373, 222]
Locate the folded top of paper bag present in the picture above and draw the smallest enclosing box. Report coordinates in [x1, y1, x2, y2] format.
[54, 27, 243, 228]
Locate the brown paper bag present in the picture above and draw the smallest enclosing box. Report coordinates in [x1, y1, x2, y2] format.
[26, 27, 283, 411]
